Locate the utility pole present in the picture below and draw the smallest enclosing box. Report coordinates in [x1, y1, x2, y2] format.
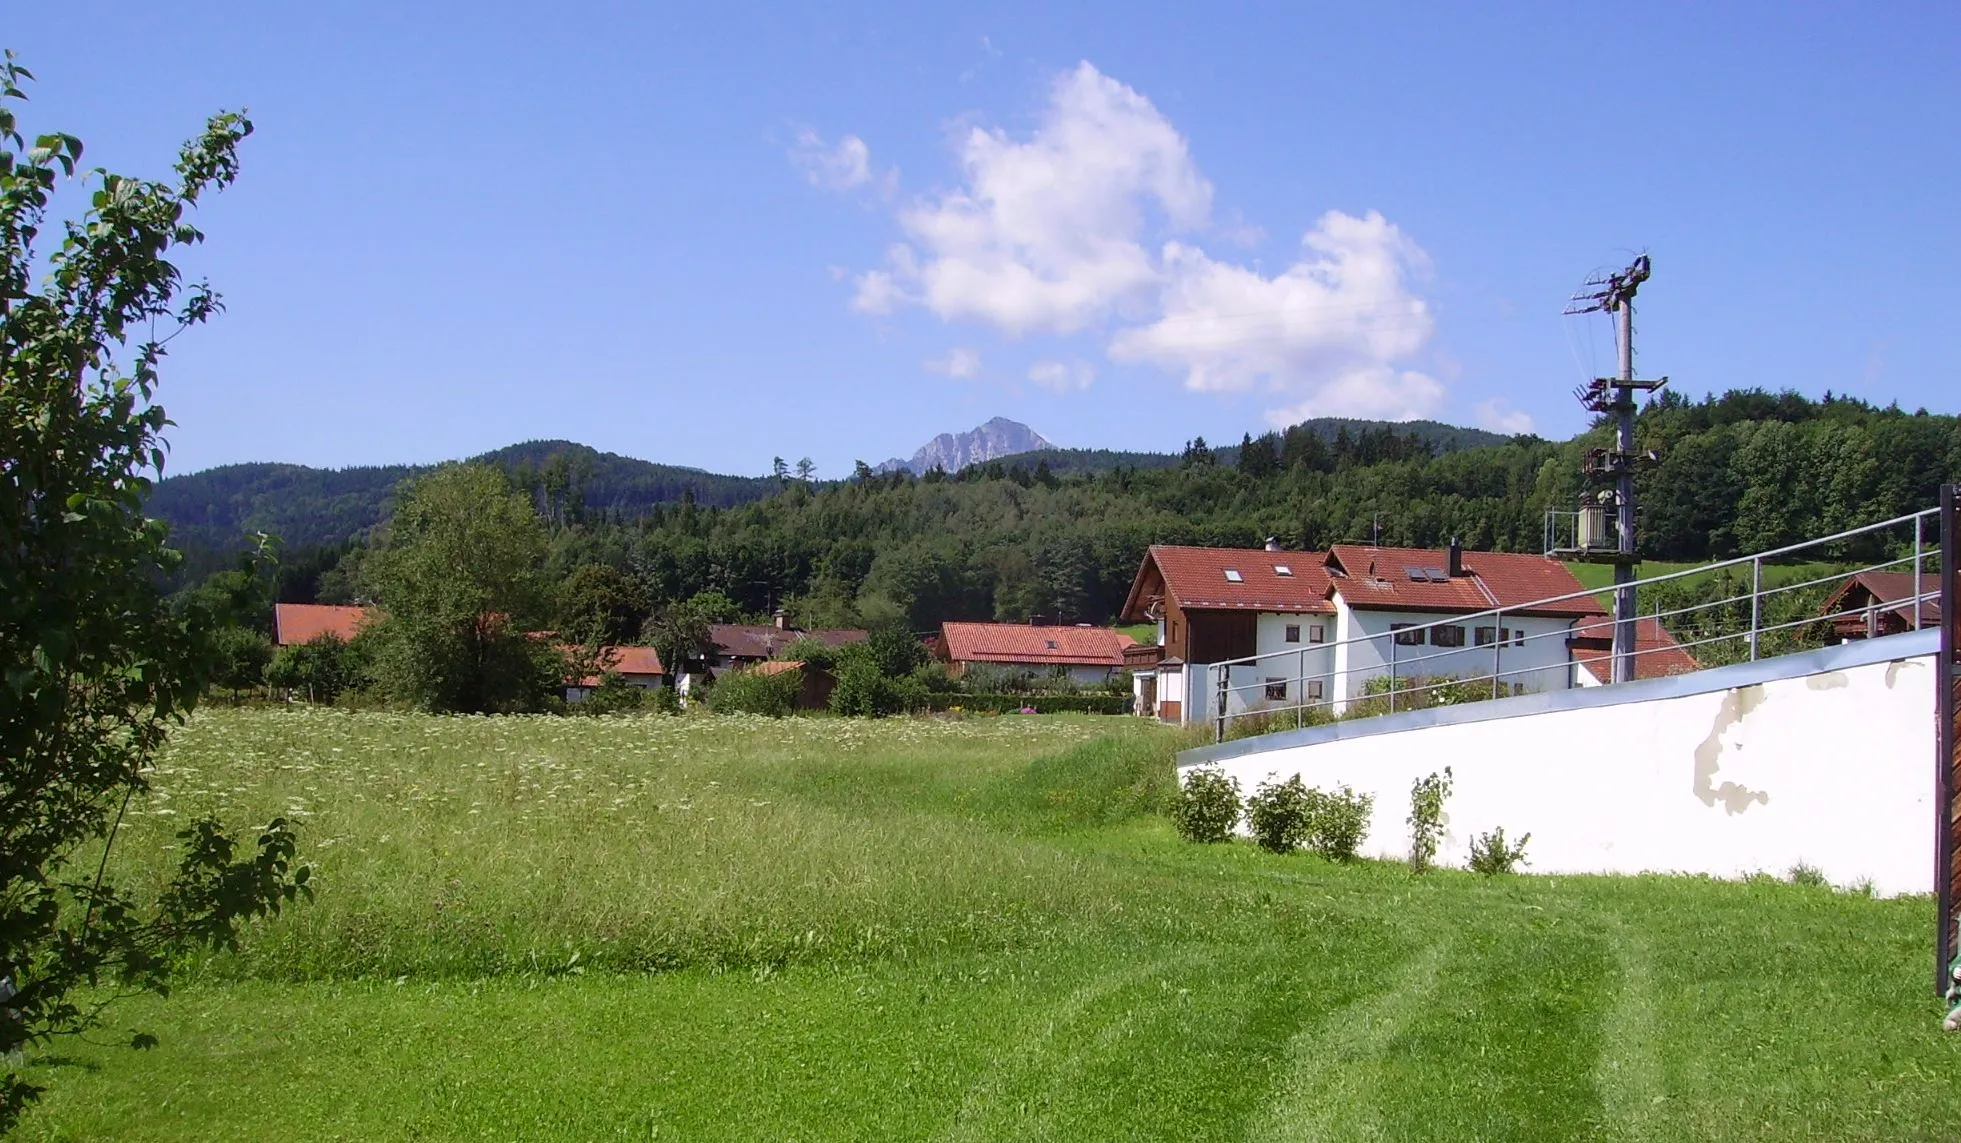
[1565, 255, 1666, 684]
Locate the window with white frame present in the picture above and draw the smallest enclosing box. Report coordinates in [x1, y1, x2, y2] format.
[1264, 677, 1288, 701]
[1308, 624, 1326, 643]
[1305, 679, 1324, 701]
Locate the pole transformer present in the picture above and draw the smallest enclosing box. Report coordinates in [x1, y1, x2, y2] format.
[1565, 255, 1666, 684]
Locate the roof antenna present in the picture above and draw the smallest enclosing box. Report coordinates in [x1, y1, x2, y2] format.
[1372, 513, 1381, 546]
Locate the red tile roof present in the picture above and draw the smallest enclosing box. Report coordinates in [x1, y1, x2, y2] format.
[751, 659, 804, 677]
[712, 624, 868, 661]
[274, 603, 370, 646]
[1818, 570, 1943, 626]
[1569, 616, 1700, 681]
[1122, 545, 1336, 618]
[939, 622, 1137, 668]
[1326, 545, 1604, 618]
[570, 644, 666, 687]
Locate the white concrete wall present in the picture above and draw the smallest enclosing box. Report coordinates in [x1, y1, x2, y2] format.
[1331, 601, 1573, 706]
[1180, 634, 1938, 896]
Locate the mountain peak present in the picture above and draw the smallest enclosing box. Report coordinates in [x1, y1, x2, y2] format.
[880, 417, 1054, 475]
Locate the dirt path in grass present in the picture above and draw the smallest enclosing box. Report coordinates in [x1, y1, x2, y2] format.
[1590, 913, 1666, 1143]
[1239, 940, 1451, 1143]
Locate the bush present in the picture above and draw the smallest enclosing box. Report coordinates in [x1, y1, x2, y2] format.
[1467, 827, 1531, 875]
[829, 661, 928, 717]
[1174, 767, 1241, 843]
[1246, 775, 1314, 854]
[575, 672, 648, 716]
[777, 636, 840, 673]
[923, 693, 1131, 715]
[1308, 784, 1374, 862]
[647, 684, 681, 715]
[1786, 862, 1828, 887]
[710, 667, 802, 717]
[1407, 767, 1453, 873]
[910, 660, 960, 694]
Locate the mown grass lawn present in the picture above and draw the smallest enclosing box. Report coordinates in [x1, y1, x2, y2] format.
[14, 709, 1961, 1141]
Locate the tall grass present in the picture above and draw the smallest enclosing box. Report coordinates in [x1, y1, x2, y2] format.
[120, 709, 1184, 980]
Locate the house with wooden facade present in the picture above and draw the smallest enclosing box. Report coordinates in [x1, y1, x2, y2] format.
[1816, 570, 1941, 641]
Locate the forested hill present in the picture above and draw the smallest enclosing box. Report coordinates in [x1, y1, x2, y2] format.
[250, 390, 1956, 634]
[149, 441, 778, 555]
[1021, 418, 1514, 476]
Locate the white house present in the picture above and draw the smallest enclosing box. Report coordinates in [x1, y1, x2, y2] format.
[934, 622, 1136, 685]
[1121, 541, 1677, 725]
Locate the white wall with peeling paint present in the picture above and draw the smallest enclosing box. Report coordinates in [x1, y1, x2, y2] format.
[1178, 633, 1939, 896]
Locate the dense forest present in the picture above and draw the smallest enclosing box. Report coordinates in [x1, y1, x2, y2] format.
[175, 391, 1961, 634]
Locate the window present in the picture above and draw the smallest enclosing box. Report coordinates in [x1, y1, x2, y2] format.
[1513, 628, 1526, 647]
[1273, 564, 1293, 577]
[1391, 624, 1423, 646]
[1044, 639, 1058, 649]
[1431, 625, 1466, 648]
[1224, 569, 1244, 583]
[1308, 624, 1326, 644]
[1284, 624, 1301, 643]
[1264, 677, 1288, 701]
[1305, 679, 1325, 701]
[1475, 626, 1497, 646]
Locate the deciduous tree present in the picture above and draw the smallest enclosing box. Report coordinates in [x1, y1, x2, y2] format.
[0, 57, 309, 1130]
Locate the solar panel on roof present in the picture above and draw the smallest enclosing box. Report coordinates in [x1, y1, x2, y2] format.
[1403, 565, 1428, 582]
[1424, 567, 1449, 581]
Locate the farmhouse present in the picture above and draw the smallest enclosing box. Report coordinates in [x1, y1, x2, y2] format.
[1121, 541, 1660, 723]
[708, 613, 868, 672]
[932, 621, 1136, 685]
[1817, 570, 1941, 640]
[273, 602, 369, 645]
[564, 645, 666, 702]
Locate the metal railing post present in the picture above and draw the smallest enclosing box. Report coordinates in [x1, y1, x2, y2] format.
[1749, 557, 1762, 661]
[1215, 665, 1228, 742]
[1388, 634, 1398, 713]
[1915, 513, 1926, 630]
[1295, 650, 1305, 729]
[1491, 610, 1503, 699]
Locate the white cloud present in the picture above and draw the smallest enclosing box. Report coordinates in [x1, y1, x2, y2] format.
[867, 62, 1212, 336]
[1110, 210, 1442, 419]
[1473, 398, 1536, 435]
[1028, 359, 1096, 392]
[790, 129, 884, 192]
[926, 347, 984, 379]
[837, 63, 1446, 422]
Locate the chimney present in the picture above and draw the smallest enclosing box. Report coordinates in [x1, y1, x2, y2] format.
[773, 608, 789, 631]
[1264, 536, 1282, 552]
[1447, 537, 1463, 578]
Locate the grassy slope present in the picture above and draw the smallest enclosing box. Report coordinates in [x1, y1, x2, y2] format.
[16, 710, 1961, 1141]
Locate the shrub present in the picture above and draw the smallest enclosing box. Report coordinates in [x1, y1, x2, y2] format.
[1308, 784, 1374, 862]
[829, 661, 928, 717]
[1246, 775, 1314, 854]
[575, 671, 648, 716]
[777, 635, 840, 673]
[1467, 827, 1532, 876]
[1174, 767, 1241, 843]
[1407, 767, 1453, 873]
[1786, 862, 1828, 887]
[647, 683, 681, 715]
[710, 666, 801, 717]
[923, 693, 1130, 715]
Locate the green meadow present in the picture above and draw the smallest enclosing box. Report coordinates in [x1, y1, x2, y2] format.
[14, 708, 1961, 1141]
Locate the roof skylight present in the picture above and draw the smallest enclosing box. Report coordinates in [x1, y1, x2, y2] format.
[1224, 569, 1244, 583]
[1273, 565, 1293, 577]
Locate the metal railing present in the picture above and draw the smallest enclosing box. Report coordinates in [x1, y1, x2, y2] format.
[1203, 506, 1942, 742]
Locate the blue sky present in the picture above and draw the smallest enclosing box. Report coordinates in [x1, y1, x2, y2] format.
[11, 3, 1958, 477]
